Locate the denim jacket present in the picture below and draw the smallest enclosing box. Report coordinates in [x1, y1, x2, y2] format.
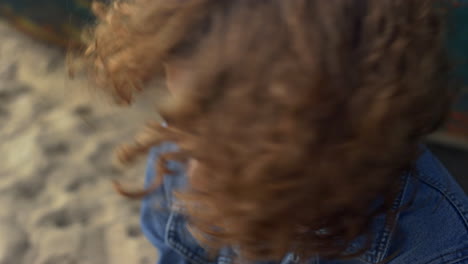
[140, 143, 468, 264]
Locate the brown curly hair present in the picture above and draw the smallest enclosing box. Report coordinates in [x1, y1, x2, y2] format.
[83, 0, 452, 262]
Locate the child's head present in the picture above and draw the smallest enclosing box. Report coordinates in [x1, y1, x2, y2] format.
[85, 0, 450, 261]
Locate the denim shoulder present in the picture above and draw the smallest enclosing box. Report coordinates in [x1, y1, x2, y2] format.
[140, 144, 468, 264]
[140, 143, 237, 264]
[382, 148, 468, 264]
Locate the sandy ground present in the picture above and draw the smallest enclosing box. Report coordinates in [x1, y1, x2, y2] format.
[0, 20, 160, 264]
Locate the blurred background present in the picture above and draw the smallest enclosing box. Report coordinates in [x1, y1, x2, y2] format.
[0, 1, 466, 264]
[0, 1, 157, 264]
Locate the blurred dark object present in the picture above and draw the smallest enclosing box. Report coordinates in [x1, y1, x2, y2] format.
[437, 1, 468, 148]
[0, 0, 106, 48]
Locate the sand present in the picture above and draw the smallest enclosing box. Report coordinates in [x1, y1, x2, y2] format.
[0, 20, 160, 264]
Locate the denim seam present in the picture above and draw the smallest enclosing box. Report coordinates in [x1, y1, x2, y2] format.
[425, 246, 468, 264]
[376, 174, 410, 263]
[416, 172, 468, 229]
[166, 212, 212, 264]
[357, 174, 410, 264]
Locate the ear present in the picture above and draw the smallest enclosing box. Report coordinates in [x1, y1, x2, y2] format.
[164, 62, 179, 94]
[164, 61, 192, 95]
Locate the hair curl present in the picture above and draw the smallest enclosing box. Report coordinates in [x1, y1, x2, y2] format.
[83, 0, 452, 262]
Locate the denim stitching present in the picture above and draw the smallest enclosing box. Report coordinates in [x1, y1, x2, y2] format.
[416, 152, 468, 225]
[167, 211, 233, 264]
[425, 246, 468, 264]
[375, 173, 411, 263]
[416, 172, 468, 229]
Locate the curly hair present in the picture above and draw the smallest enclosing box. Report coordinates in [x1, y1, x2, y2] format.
[83, 0, 452, 262]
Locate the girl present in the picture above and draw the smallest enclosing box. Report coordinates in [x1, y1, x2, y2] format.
[83, 0, 468, 263]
